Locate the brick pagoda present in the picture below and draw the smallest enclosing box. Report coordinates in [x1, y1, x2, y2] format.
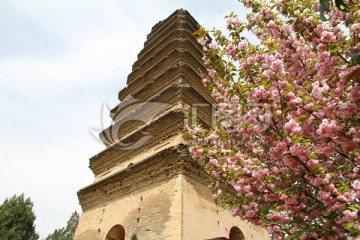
[74, 9, 268, 240]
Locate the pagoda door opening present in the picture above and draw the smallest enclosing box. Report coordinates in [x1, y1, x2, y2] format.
[229, 226, 245, 240]
[105, 225, 125, 240]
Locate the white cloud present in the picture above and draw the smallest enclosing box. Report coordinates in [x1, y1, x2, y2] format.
[0, 0, 146, 95]
[0, 140, 98, 236]
[0, 34, 136, 93]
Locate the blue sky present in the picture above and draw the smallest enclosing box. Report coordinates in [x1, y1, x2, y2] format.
[0, 0, 243, 238]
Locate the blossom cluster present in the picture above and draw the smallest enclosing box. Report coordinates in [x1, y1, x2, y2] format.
[188, 0, 360, 239]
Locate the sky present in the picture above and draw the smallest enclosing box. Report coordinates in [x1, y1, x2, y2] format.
[0, 0, 244, 238]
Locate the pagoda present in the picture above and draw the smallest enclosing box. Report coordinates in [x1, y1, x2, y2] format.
[74, 9, 268, 240]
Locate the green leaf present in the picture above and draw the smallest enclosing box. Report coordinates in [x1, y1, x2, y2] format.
[348, 206, 358, 211]
[335, 0, 350, 12]
[344, 222, 355, 229]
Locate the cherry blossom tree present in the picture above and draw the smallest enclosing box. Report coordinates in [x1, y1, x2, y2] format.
[187, 0, 360, 239]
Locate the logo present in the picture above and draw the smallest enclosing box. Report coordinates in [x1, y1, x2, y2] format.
[90, 96, 172, 150]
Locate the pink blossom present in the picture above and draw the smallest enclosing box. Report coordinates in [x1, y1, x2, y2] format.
[286, 92, 295, 99]
[278, 81, 287, 89]
[316, 119, 338, 138]
[193, 148, 204, 157]
[209, 42, 218, 50]
[306, 159, 319, 169]
[304, 103, 314, 110]
[243, 110, 257, 124]
[270, 59, 284, 72]
[234, 18, 242, 27]
[208, 69, 216, 78]
[243, 185, 252, 192]
[339, 101, 357, 118]
[307, 232, 318, 239]
[284, 119, 302, 135]
[317, 51, 331, 62]
[318, 190, 331, 201]
[337, 192, 355, 203]
[283, 156, 299, 170]
[227, 17, 242, 28]
[353, 180, 360, 191]
[316, 43, 327, 51]
[238, 41, 248, 50]
[188, 1, 360, 238]
[351, 23, 360, 34]
[276, 70, 286, 78]
[211, 89, 221, 101]
[343, 210, 358, 223]
[321, 31, 336, 42]
[208, 149, 217, 155]
[198, 36, 208, 46]
[309, 177, 327, 187]
[209, 158, 219, 167]
[212, 171, 220, 179]
[258, 113, 271, 123]
[263, 69, 274, 78]
[319, 142, 335, 157]
[245, 210, 256, 218]
[287, 97, 302, 107]
[227, 17, 235, 27]
[270, 141, 288, 159]
[226, 44, 236, 58]
[231, 207, 240, 217]
[340, 138, 357, 152]
[267, 20, 276, 28]
[247, 56, 255, 64]
[218, 102, 227, 111]
[268, 212, 290, 224]
[267, 226, 280, 234]
[270, 88, 280, 101]
[245, 192, 254, 197]
[349, 85, 360, 102]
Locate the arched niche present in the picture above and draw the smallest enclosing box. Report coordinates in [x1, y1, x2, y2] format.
[229, 226, 245, 240]
[105, 224, 125, 240]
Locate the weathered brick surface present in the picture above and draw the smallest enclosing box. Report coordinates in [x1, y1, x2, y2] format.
[102, 83, 213, 148]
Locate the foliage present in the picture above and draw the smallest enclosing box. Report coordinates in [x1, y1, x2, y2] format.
[45, 211, 79, 240]
[131, 233, 138, 240]
[0, 194, 39, 240]
[187, 0, 360, 239]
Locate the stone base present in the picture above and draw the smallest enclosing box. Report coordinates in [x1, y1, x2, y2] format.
[74, 174, 268, 240]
